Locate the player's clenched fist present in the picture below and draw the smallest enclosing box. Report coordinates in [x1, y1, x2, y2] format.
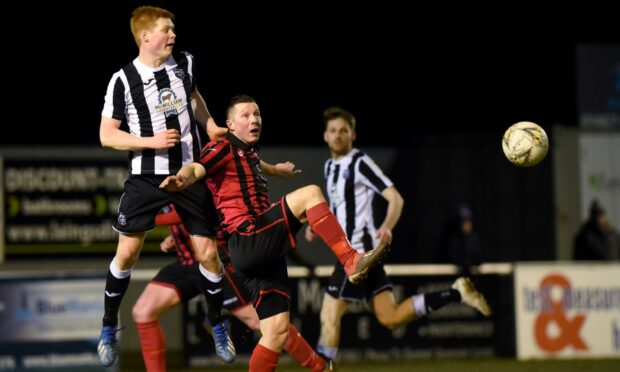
[152, 129, 180, 149]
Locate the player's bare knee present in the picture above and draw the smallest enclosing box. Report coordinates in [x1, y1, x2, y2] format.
[376, 313, 398, 330]
[296, 184, 323, 204]
[131, 304, 141, 322]
[380, 319, 399, 330]
[114, 252, 138, 269]
[194, 248, 218, 263]
[131, 302, 152, 323]
[264, 328, 288, 350]
[306, 184, 324, 199]
[276, 326, 289, 347]
[206, 250, 219, 263]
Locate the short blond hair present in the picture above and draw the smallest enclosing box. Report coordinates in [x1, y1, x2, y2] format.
[130, 6, 175, 47]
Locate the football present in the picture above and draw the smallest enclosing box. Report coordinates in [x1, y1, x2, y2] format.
[502, 121, 549, 167]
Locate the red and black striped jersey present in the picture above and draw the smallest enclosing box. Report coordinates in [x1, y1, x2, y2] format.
[170, 224, 231, 266]
[156, 204, 230, 266]
[198, 133, 270, 234]
[169, 223, 195, 265]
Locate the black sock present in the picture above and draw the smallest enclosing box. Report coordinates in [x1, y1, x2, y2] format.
[200, 274, 224, 326]
[424, 289, 461, 313]
[102, 269, 130, 327]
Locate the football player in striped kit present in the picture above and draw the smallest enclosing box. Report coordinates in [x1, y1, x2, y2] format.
[307, 107, 492, 367]
[97, 5, 232, 367]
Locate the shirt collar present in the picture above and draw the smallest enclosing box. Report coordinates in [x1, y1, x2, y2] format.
[227, 133, 259, 152]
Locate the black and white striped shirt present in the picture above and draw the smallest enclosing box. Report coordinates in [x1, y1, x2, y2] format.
[324, 148, 393, 253]
[101, 52, 202, 175]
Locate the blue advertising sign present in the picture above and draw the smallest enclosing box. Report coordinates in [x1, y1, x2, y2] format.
[0, 273, 112, 371]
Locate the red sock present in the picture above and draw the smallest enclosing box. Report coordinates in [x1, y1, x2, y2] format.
[249, 343, 280, 372]
[306, 203, 356, 266]
[136, 320, 166, 372]
[284, 324, 326, 372]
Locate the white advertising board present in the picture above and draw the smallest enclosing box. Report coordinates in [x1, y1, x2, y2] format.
[515, 263, 620, 359]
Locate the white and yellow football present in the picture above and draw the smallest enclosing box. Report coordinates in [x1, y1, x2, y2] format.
[502, 121, 549, 167]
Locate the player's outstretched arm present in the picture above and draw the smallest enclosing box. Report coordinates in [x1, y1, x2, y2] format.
[159, 163, 206, 191]
[260, 160, 302, 178]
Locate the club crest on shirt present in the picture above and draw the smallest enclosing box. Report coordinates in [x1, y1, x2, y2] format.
[155, 88, 183, 117]
[238, 149, 244, 157]
[173, 68, 185, 80]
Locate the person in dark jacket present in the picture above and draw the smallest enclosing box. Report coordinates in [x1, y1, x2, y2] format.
[574, 200, 620, 261]
[438, 204, 483, 275]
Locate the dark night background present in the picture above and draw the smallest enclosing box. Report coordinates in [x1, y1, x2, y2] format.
[3, 1, 619, 263]
[4, 1, 619, 147]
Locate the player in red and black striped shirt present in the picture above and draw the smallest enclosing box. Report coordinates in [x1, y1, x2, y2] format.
[160, 95, 388, 371]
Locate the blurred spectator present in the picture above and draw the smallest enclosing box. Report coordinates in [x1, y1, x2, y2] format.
[437, 204, 483, 274]
[573, 200, 620, 261]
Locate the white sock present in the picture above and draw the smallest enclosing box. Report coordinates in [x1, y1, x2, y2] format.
[412, 294, 427, 317]
[317, 344, 338, 360]
[110, 260, 132, 279]
[199, 264, 223, 283]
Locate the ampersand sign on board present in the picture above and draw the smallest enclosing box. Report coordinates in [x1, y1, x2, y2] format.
[534, 274, 587, 352]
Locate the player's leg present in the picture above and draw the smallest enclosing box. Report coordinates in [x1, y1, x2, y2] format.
[230, 304, 328, 371]
[285, 186, 389, 283]
[98, 232, 145, 366]
[249, 309, 289, 372]
[132, 283, 181, 372]
[229, 289, 327, 370]
[172, 184, 234, 362]
[191, 235, 225, 324]
[223, 256, 260, 331]
[99, 176, 170, 366]
[369, 268, 416, 330]
[373, 277, 491, 330]
[230, 303, 261, 331]
[191, 236, 235, 362]
[285, 323, 328, 372]
[317, 293, 349, 363]
[372, 290, 416, 330]
[230, 203, 326, 371]
[225, 254, 326, 370]
[103, 233, 144, 326]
